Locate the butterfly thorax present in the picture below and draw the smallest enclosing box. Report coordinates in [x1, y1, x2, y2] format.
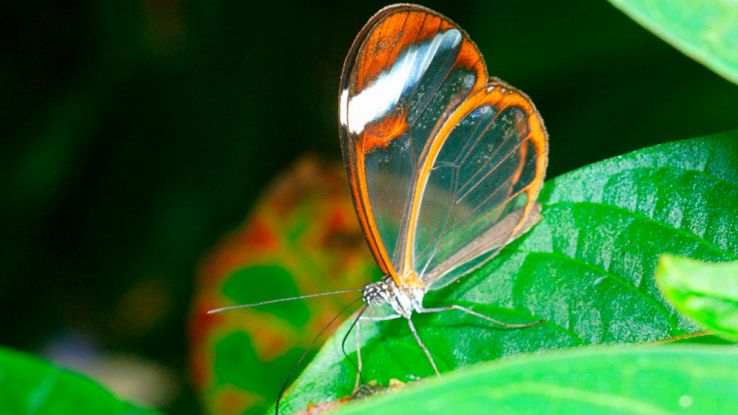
[361, 275, 425, 318]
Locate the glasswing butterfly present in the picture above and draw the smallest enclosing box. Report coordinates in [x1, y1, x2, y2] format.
[338, 2, 547, 373]
[210, 3, 548, 411]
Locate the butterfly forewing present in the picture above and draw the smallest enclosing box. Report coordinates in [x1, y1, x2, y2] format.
[339, 5, 487, 285]
[339, 5, 547, 289]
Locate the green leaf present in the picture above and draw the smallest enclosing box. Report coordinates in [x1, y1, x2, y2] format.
[0, 347, 161, 415]
[608, 0, 738, 85]
[277, 131, 738, 414]
[656, 255, 738, 340]
[331, 346, 738, 415]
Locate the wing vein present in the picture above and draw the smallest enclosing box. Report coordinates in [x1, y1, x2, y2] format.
[457, 127, 528, 203]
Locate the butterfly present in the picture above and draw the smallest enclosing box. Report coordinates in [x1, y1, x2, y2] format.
[338, 3, 548, 374]
[209, 3, 548, 411]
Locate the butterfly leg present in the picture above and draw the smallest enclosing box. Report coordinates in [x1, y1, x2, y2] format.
[419, 305, 543, 328]
[353, 313, 403, 390]
[405, 317, 441, 377]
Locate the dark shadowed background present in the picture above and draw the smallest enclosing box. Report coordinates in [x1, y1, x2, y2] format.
[2, 0, 737, 413]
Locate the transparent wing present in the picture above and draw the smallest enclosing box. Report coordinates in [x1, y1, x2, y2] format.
[339, 5, 487, 286]
[410, 82, 548, 289]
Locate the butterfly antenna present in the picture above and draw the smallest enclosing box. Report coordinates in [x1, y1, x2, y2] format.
[207, 288, 362, 314]
[274, 296, 363, 415]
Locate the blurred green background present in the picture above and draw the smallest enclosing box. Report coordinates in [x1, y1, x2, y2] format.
[1, 0, 737, 413]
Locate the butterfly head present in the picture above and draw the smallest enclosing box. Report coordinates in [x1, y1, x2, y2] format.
[362, 275, 425, 318]
[361, 276, 392, 307]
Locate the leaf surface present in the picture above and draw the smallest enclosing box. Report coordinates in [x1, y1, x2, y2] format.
[0, 347, 160, 415]
[334, 346, 738, 415]
[609, 0, 738, 84]
[279, 132, 738, 413]
[656, 254, 738, 341]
